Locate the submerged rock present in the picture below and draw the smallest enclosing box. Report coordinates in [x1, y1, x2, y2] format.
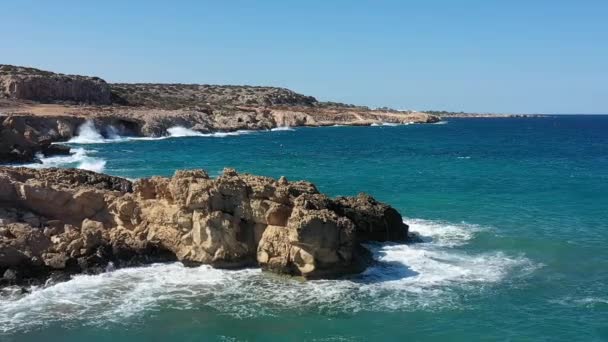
[0, 167, 409, 285]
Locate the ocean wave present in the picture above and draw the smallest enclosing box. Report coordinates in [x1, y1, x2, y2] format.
[67, 120, 106, 144]
[0, 218, 536, 332]
[433, 121, 448, 125]
[22, 148, 106, 173]
[371, 122, 410, 127]
[165, 126, 205, 137]
[66, 122, 258, 145]
[203, 130, 254, 138]
[270, 126, 295, 131]
[405, 218, 484, 247]
[166, 126, 256, 137]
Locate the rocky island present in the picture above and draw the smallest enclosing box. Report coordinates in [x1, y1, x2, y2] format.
[0, 64, 441, 164]
[0, 166, 411, 287]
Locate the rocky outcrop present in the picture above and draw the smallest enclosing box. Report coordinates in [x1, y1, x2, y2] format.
[0, 167, 409, 286]
[0, 65, 112, 105]
[0, 114, 141, 163]
[0, 115, 72, 163]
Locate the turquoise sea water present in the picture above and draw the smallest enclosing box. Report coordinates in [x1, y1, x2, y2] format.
[2, 116, 608, 341]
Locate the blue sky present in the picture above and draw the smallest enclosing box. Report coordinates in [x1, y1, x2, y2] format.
[2, 0, 607, 113]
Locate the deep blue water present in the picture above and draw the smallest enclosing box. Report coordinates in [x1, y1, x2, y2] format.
[2, 116, 607, 341]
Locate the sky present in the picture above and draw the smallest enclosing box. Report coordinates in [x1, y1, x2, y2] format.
[1, 0, 607, 114]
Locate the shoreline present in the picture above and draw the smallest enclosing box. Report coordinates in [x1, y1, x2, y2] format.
[0, 102, 442, 164]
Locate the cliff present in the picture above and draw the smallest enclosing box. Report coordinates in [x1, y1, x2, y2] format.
[0, 65, 112, 105]
[0, 167, 409, 287]
[0, 65, 441, 164]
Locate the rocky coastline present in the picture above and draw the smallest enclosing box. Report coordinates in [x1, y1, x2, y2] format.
[1, 64, 440, 164]
[1, 65, 424, 289]
[0, 167, 411, 289]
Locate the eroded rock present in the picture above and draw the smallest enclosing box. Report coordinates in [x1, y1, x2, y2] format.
[0, 167, 409, 286]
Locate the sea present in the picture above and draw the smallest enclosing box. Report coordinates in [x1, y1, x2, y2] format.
[1, 115, 607, 341]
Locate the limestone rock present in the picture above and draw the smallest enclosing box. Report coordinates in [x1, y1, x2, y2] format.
[0, 65, 112, 104]
[0, 166, 410, 286]
[335, 193, 408, 242]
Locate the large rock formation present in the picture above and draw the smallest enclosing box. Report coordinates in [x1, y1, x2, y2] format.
[0, 167, 409, 286]
[0, 65, 112, 105]
[0, 115, 73, 163]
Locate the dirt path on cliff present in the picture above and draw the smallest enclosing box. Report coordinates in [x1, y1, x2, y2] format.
[1, 103, 89, 117]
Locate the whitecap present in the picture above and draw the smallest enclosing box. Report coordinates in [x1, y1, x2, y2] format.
[371, 122, 406, 127]
[22, 147, 106, 173]
[270, 126, 295, 131]
[77, 159, 107, 173]
[202, 130, 254, 138]
[67, 120, 108, 144]
[125, 136, 167, 141]
[141, 126, 255, 139]
[65, 124, 256, 145]
[106, 125, 122, 140]
[165, 126, 205, 137]
[405, 218, 483, 247]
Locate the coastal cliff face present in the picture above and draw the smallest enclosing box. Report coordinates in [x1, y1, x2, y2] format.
[0, 64, 441, 164]
[0, 106, 440, 164]
[0, 65, 112, 105]
[0, 167, 409, 286]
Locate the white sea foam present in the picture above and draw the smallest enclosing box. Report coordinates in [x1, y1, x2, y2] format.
[406, 218, 484, 247]
[65, 123, 258, 145]
[22, 148, 107, 173]
[0, 218, 536, 332]
[550, 296, 608, 308]
[433, 121, 448, 125]
[167, 126, 254, 138]
[65, 121, 136, 144]
[165, 126, 205, 137]
[270, 126, 294, 131]
[166, 126, 255, 138]
[106, 125, 122, 140]
[76, 159, 107, 173]
[67, 120, 108, 144]
[202, 130, 254, 138]
[371, 122, 408, 127]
